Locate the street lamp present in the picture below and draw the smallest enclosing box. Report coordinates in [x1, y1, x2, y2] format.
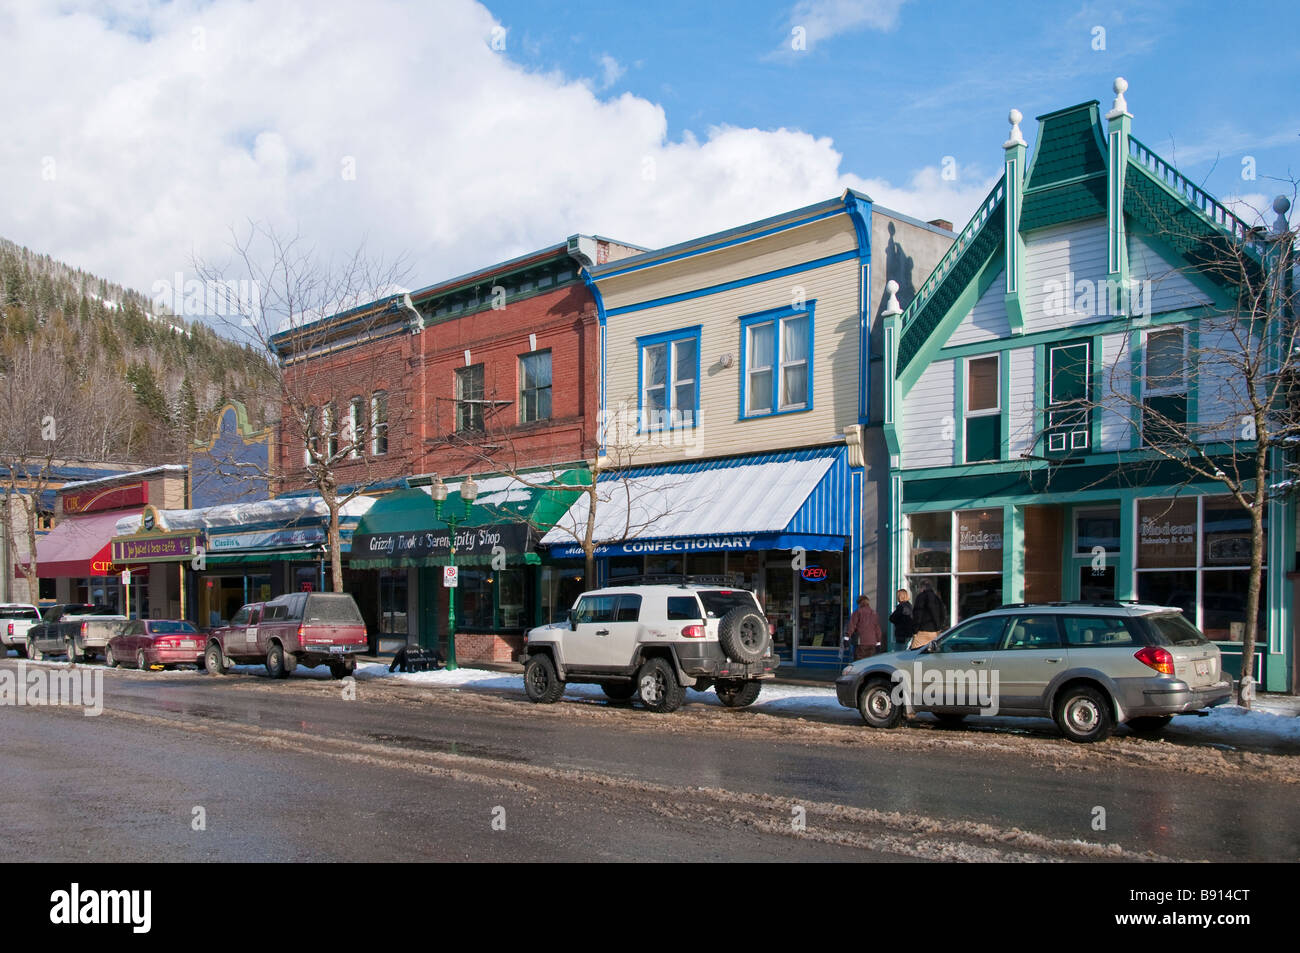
[431, 476, 478, 671]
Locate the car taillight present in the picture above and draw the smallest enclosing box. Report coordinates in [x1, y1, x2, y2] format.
[6, 623, 11, 636]
[81, 622, 88, 635]
[298, 625, 305, 640]
[681, 625, 705, 638]
[1135, 646, 1175, 675]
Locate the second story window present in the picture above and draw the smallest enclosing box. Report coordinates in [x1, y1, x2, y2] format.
[304, 404, 319, 467]
[1046, 341, 1091, 457]
[638, 328, 699, 430]
[348, 396, 363, 459]
[1143, 326, 1187, 444]
[457, 364, 485, 432]
[740, 305, 813, 418]
[370, 391, 388, 455]
[964, 354, 1001, 463]
[323, 403, 338, 460]
[519, 350, 552, 424]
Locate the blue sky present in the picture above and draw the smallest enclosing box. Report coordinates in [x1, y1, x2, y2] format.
[1, 0, 1294, 307]
[493, 0, 1298, 221]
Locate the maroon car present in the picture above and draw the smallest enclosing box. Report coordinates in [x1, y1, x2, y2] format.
[206, 592, 366, 680]
[107, 620, 205, 671]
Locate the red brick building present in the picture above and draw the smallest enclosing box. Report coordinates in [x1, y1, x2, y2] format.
[270, 236, 644, 661]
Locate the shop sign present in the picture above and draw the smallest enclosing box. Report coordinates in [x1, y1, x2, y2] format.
[63, 483, 146, 515]
[353, 522, 531, 561]
[112, 535, 198, 562]
[800, 566, 827, 581]
[209, 527, 325, 551]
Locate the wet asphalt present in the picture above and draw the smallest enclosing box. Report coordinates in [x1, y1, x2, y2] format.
[1, 658, 1297, 862]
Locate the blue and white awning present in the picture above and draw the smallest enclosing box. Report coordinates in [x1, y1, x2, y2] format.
[539, 446, 853, 557]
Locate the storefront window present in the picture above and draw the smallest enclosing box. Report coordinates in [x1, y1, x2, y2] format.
[456, 568, 493, 629]
[645, 555, 683, 579]
[497, 568, 525, 629]
[687, 553, 726, 581]
[541, 565, 585, 622]
[379, 569, 408, 634]
[608, 555, 642, 582]
[909, 512, 952, 573]
[1075, 506, 1121, 554]
[907, 509, 1003, 626]
[1136, 496, 1266, 642]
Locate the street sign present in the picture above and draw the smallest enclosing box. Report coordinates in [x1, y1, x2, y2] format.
[120, 570, 132, 585]
[443, 565, 459, 588]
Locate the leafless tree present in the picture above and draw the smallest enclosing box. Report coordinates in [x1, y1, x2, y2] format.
[194, 223, 412, 592]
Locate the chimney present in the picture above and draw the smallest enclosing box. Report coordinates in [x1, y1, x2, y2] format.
[927, 218, 953, 232]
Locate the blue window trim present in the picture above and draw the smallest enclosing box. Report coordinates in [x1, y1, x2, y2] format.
[738, 302, 817, 420]
[636, 325, 702, 432]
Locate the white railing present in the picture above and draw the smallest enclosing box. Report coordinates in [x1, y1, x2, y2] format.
[1128, 136, 1253, 244]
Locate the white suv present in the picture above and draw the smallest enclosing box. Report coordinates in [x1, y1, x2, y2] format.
[519, 585, 777, 713]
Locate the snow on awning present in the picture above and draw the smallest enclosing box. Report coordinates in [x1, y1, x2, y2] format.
[36, 512, 139, 577]
[539, 447, 851, 555]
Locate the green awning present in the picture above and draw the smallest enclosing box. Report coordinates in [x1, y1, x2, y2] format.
[204, 549, 324, 566]
[348, 470, 589, 569]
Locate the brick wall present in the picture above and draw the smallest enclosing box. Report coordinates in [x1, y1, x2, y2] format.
[455, 631, 525, 665]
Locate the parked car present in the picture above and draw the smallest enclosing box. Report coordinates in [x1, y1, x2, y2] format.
[835, 601, 1231, 742]
[205, 592, 367, 679]
[27, 604, 126, 662]
[1, 603, 42, 657]
[519, 584, 777, 713]
[107, 620, 205, 671]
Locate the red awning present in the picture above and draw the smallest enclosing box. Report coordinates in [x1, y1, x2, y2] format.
[35, 512, 143, 577]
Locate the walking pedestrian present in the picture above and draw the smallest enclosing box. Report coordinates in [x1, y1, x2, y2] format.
[888, 588, 915, 651]
[910, 581, 948, 650]
[843, 596, 882, 660]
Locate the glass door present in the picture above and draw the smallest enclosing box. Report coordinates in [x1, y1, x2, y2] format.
[764, 562, 796, 662]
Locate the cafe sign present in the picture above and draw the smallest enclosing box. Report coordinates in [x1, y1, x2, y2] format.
[112, 534, 200, 563]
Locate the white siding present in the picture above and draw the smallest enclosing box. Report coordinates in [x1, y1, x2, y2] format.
[901, 359, 955, 469]
[1007, 346, 1036, 456]
[1022, 219, 1111, 334]
[1196, 321, 1247, 443]
[947, 269, 1010, 346]
[1098, 332, 1135, 450]
[1128, 234, 1213, 315]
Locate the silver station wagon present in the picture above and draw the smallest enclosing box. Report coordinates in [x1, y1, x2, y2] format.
[835, 601, 1232, 742]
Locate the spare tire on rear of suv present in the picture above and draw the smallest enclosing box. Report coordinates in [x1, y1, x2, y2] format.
[718, 606, 770, 664]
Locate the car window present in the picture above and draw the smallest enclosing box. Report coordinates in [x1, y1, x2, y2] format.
[572, 595, 616, 624]
[0, 607, 40, 620]
[1143, 612, 1210, 646]
[936, 616, 1007, 652]
[231, 607, 250, 626]
[250, 606, 262, 625]
[666, 596, 702, 620]
[265, 603, 286, 622]
[697, 590, 759, 619]
[305, 596, 363, 623]
[149, 621, 197, 634]
[615, 595, 642, 622]
[1061, 615, 1137, 648]
[1002, 615, 1063, 650]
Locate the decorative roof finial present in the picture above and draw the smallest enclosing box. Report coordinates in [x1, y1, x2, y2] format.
[1106, 76, 1130, 119]
[883, 279, 902, 316]
[1004, 108, 1026, 149]
[1273, 195, 1292, 236]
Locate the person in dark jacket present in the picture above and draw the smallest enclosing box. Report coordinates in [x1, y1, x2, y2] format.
[888, 589, 916, 651]
[910, 583, 948, 649]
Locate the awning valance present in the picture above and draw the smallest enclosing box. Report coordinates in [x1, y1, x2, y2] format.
[539, 447, 852, 554]
[349, 470, 590, 568]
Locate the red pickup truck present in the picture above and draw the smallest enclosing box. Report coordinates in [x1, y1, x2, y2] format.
[204, 592, 367, 680]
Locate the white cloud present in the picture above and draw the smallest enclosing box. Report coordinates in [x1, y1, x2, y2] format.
[597, 53, 625, 89]
[1, 0, 970, 309]
[783, 0, 908, 50]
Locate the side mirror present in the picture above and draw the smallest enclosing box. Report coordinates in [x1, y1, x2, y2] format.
[569, 617, 578, 631]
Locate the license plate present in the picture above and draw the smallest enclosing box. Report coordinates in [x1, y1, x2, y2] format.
[1195, 660, 1209, 677]
[329, 645, 347, 654]
[181, 640, 197, 649]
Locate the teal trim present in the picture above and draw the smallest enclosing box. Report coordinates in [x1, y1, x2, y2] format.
[605, 251, 855, 318]
[1089, 333, 1104, 452]
[900, 247, 1005, 394]
[999, 352, 1011, 461]
[1116, 498, 1136, 600]
[952, 359, 965, 463]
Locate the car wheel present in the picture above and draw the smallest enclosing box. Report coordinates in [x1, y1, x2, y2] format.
[858, 677, 904, 729]
[329, 661, 354, 680]
[136, 649, 149, 672]
[204, 642, 227, 675]
[636, 657, 685, 713]
[265, 642, 289, 679]
[523, 654, 565, 704]
[717, 606, 771, 664]
[1054, 685, 1114, 743]
[601, 681, 636, 701]
[28, 641, 43, 662]
[934, 713, 966, 728]
[66, 639, 82, 663]
[105, 645, 118, 668]
[716, 679, 762, 708]
[1127, 715, 1173, 735]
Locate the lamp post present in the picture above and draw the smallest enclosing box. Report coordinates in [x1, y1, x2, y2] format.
[431, 476, 478, 671]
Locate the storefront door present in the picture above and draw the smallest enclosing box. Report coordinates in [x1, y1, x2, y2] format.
[765, 561, 796, 661]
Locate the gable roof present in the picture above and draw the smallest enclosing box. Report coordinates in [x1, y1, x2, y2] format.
[1021, 101, 1109, 232]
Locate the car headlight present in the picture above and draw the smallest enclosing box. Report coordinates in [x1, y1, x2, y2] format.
[841, 664, 856, 676]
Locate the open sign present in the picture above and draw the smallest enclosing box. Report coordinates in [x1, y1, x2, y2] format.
[800, 566, 827, 581]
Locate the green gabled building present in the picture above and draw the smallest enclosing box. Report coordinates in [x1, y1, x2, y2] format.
[881, 78, 1296, 692]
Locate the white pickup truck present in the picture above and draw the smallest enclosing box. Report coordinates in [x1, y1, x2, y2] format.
[1, 604, 43, 657]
